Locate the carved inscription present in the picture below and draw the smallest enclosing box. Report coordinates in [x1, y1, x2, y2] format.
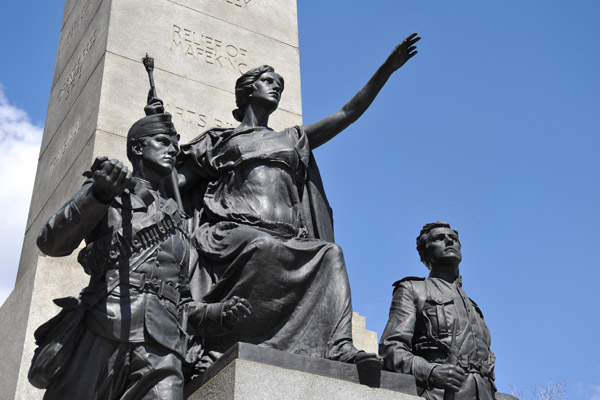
[65, 0, 93, 47]
[223, 0, 251, 8]
[165, 104, 235, 130]
[58, 30, 97, 103]
[50, 121, 80, 170]
[170, 25, 248, 74]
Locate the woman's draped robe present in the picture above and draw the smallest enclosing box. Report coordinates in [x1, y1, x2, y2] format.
[180, 126, 357, 370]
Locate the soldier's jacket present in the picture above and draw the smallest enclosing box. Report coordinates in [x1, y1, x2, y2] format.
[37, 177, 190, 356]
[379, 273, 497, 400]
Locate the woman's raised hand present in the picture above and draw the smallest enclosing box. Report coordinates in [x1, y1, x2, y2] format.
[386, 33, 421, 71]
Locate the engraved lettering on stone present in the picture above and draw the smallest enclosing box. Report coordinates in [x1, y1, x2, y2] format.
[58, 30, 97, 104]
[164, 104, 234, 129]
[170, 25, 249, 74]
[165, 104, 207, 128]
[65, 0, 92, 47]
[214, 119, 235, 128]
[50, 121, 80, 169]
[223, 0, 251, 9]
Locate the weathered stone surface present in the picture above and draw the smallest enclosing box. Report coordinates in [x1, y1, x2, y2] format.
[186, 343, 419, 400]
[28, 61, 104, 230]
[352, 311, 379, 354]
[92, 129, 128, 164]
[52, 0, 105, 89]
[0, 268, 35, 400]
[41, 0, 109, 152]
[61, 0, 80, 28]
[106, 0, 302, 116]
[171, 0, 299, 48]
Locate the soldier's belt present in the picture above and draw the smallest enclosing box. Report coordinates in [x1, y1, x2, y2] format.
[419, 350, 493, 378]
[457, 357, 493, 377]
[78, 201, 185, 275]
[105, 270, 180, 304]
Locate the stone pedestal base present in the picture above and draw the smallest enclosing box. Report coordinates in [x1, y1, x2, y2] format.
[185, 343, 419, 400]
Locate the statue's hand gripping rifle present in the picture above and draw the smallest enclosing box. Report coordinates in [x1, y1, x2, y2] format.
[443, 320, 465, 400]
[141, 54, 184, 212]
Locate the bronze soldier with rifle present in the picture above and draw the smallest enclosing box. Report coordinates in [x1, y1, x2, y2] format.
[380, 222, 515, 400]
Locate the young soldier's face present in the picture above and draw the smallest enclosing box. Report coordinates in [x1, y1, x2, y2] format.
[139, 132, 179, 177]
[426, 227, 462, 266]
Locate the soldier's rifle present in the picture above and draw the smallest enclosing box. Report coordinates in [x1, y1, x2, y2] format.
[443, 320, 460, 400]
[142, 54, 185, 212]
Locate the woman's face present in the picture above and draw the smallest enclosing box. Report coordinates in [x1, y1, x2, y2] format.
[250, 71, 283, 111]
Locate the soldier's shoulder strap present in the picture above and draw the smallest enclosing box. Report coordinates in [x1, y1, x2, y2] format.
[393, 276, 425, 285]
[392, 276, 427, 314]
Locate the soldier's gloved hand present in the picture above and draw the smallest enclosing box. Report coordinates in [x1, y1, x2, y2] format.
[429, 364, 467, 392]
[186, 297, 251, 334]
[91, 157, 133, 203]
[221, 296, 252, 327]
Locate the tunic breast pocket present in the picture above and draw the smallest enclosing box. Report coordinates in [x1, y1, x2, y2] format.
[423, 297, 457, 338]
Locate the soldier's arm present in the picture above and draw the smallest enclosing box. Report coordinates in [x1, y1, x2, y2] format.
[379, 280, 437, 385]
[183, 296, 251, 337]
[37, 159, 132, 257]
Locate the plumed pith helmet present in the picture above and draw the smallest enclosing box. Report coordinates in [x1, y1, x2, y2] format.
[127, 113, 177, 145]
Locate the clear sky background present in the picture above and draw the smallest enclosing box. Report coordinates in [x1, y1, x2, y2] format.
[1, 1, 599, 399]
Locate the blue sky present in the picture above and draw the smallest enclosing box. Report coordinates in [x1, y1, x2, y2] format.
[1, 1, 599, 399]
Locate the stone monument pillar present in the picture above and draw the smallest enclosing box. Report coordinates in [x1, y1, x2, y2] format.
[0, 1, 302, 398]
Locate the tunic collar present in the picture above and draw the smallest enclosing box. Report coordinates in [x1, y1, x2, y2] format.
[429, 270, 462, 287]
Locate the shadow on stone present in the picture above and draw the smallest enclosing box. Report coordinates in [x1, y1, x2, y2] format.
[185, 342, 416, 399]
[356, 365, 382, 388]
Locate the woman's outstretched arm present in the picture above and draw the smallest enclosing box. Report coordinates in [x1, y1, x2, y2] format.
[304, 33, 420, 150]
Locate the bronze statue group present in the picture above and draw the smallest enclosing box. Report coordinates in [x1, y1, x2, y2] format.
[28, 33, 514, 400]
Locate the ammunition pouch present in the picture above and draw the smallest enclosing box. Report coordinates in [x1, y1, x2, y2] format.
[78, 200, 185, 275]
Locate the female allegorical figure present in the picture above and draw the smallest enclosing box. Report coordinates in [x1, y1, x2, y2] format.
[178, 33, 421, 371]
